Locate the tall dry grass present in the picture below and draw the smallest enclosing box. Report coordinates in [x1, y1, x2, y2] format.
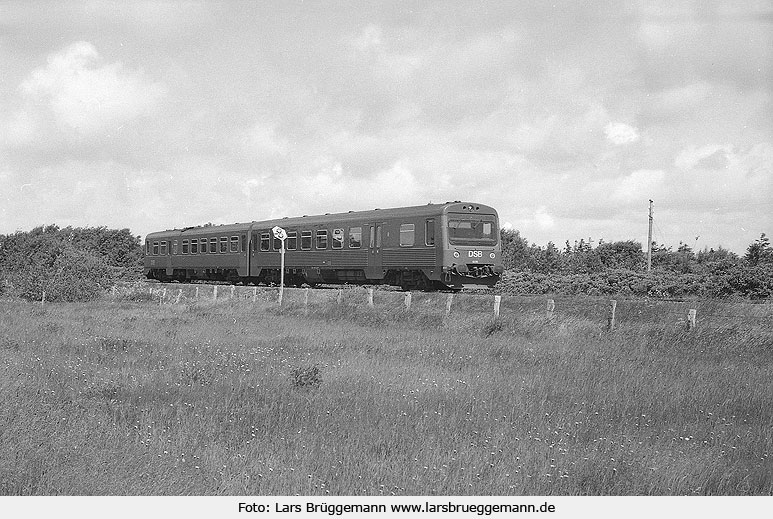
[0, 289, 771, 495]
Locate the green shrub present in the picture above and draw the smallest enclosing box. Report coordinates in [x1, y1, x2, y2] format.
[11, 246, 114, 302]
[290, 365, 322, 389]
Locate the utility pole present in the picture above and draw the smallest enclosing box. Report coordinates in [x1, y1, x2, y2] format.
[647, 199, 653, 273]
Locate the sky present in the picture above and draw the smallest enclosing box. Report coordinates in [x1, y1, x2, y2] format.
[0, 1, 771, 254]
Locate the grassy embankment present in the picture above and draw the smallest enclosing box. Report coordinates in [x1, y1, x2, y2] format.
[1, 286, 771, 495]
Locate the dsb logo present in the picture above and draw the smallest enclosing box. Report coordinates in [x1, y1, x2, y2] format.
[468, 250, 483, 258]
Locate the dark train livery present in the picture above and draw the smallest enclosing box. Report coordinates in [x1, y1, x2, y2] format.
[144, 202, 503, 290]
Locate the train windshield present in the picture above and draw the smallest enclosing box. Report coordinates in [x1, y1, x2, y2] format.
[447, 214, 498, 246]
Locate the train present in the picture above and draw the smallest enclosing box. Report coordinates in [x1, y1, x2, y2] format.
[143, 201, 503, 291]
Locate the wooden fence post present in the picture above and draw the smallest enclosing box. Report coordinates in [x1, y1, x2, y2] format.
[213, 285, 218, 300]
[111, 286, 116, 298]
[278, 287, 283, 306]
[337, 289, 343, 305]
[252, 287, 257, 303]
[687, 309, 697, 330]
[404, 292, 412, 311]
[607, 300, 617, 331]
[195, 286, 199, 300]
[367, 288, 374, 308]
[162, 288, 167, 300]
[446, 293, 454, 317]
[494, 295, 501, 317]
[304, 288, 310, 313]
[230, 285, 235, 299]
[546, 299, 555, 319]
[41, 291, 46, 306]
[175, 289, 182, 305]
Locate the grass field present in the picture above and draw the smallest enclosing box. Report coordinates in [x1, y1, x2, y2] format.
[1, 286, 771, 495]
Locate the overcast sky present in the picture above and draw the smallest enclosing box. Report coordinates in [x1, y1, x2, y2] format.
[1, 1, 771, 253]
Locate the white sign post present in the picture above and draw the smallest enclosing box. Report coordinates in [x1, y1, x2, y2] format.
[272, 226, 287, 305]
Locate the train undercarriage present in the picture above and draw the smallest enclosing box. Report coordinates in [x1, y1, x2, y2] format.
[146, 265, 500, 291]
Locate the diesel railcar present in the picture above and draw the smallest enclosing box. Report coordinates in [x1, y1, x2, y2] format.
[143, 202, 503, 290]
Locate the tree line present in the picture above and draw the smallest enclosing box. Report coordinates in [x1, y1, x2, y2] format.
[0, 224, 771, 301]
[498, 230, 773, 299]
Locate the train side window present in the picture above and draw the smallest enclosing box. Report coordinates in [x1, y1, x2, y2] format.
[182, 240, 189, 254]
[301, 231, 312, 250]
[425, 219, 435, 246]
[241, 234, 246, 252]
[376, 226, 382, 248]
[251, 232, 258, 252]
[230, 236, 238, 253]
[399, 224, 415, 247]
[210, 238, 217, 253]
[260, 232, 270, 251]
[172, 240, 178, 255]
[193, 239, 200, 254]
[219, 237, 228, 253]
[332, 228, 344, 249]
[369, 226, 374, 248]
[200, 238, 207, 254]
[153, 241, 159, 255]
[160, 241, 167, 255]
[316, 230, 328, 249]
[348, 227, 362, 248]
[286, 231, 297, 250]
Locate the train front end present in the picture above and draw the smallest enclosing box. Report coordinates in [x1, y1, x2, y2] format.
[440, 202, 504, 290]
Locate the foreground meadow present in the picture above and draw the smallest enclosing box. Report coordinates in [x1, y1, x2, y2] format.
[1, 287, 771, 495]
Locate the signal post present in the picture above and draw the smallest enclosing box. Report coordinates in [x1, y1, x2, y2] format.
[272, 226, 287, 305]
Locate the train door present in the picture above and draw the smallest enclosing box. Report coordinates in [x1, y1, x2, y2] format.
[366, 222, 384, 280]
[238, 233, 249, 277]
[249, 230, 259, 278]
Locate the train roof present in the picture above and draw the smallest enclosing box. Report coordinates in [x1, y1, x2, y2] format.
[145, 201, 497, 239]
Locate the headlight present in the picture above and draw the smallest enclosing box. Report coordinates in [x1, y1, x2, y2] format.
[490, 252, 495, 259]
[453, 251, 460, 258]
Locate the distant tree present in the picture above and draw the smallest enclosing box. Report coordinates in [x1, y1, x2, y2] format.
[695, 246, 740, 273]
[529, 241, 562, 273]
[647, 241, 696, 273]
[696, 245, 739, 264]
[745, 233, 772, 266]
[593, 240, 645, 271]
[499, 229, 530, 270]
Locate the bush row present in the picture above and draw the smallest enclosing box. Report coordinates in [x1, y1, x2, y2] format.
[496, 265, 773, 299]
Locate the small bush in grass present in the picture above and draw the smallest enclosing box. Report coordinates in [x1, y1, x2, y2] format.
[290, 364, 322, 390]
[481, 317, 504, 337]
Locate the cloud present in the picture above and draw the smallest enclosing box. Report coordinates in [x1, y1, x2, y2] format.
[604, 122, 640, 145]
[291, 159, 420, 211]
[351, 24, 383, 53]
[17, 41, 166, 136]
[533, 206, 556, 230]
[0, 3, 769, 255]
[674, 145, 729, 170]
[241, 123, 289, 158]
[612, 169, 666, 203]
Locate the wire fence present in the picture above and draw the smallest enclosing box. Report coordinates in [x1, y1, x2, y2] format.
[105, 281, 773, 330]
